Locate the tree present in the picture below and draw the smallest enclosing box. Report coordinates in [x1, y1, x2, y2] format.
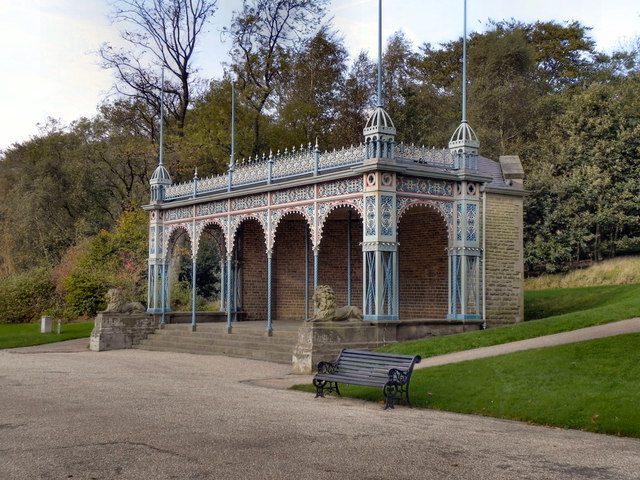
[226, 0, 329, 155]
[99, 0, 218, 134]
[275, 26, 348, 148]
[333, 51, 376, 147]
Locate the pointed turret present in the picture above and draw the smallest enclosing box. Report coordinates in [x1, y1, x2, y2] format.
[150, 68, 172, 202]
[449, 0, 479, 169]
[363, 0, 396, 159]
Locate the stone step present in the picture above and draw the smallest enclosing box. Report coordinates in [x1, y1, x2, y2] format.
[135, 340, 293, 363]
[134, 321, 300, 364]
[149, 329, 297, 345]
[138, 335, 295, 352]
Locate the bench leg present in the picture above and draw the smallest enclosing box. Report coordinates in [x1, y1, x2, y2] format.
[312, 379, 340, 398]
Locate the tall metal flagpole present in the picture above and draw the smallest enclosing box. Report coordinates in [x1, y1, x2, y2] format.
[377, 0, 383, 107]
[159, 68, 167, 326]
[462, 0, 468, 122]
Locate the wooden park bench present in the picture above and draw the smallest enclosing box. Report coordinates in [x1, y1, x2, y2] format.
[312, 349, 422, 409]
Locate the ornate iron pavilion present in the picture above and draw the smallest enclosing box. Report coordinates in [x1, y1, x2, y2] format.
[143, 0, 525, 334]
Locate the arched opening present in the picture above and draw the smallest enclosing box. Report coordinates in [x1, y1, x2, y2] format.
[196, 224, 225, 311]
[166, 227, 193, 312]
[398, 205, 448, 319]
[318, 206, 363, 309]
[272, 212, 312, 321]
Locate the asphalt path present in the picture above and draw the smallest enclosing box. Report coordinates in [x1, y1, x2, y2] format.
[2, 334, 640, 480]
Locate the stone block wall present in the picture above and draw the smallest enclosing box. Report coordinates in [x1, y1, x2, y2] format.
[484, 191, 524, 326]
[90, 313, 157, 351]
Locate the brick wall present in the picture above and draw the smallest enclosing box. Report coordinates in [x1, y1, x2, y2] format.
[398, 206, 448, 318]
[238, 220, 267, 321]
[273, 216, 311, 320]
[317, 210, 363, 310]
[484, 192, 524, 326]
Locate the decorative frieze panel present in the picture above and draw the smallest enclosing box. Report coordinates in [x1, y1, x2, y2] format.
[319, 178, 364, 197]
[197, 200, 228, 216]
[166, 207, 193, 221]
[149, 226, 156, 255]
[467, 204, 478, 242]
[365, 196, 376, 236]
[231, 194, 268, 211]
[381, 195, 394, 236]
[397, 176, 453, 196]
[272, 186, 315, 205]
[456, 204, 463, 241]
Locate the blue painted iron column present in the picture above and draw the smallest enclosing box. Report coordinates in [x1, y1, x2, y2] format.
[448, 181, 481, 320]
[266, 249, 273, 335]
[226, 252, 233, 333]
[362, 171, 398, 321]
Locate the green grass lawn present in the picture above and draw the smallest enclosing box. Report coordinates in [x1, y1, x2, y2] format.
[0, 322, 94, 349]
[294, 283, 640, 437]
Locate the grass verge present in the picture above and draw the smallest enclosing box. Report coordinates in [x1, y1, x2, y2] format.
[0, 322, 94, 350]
[377, 283, 640, 359]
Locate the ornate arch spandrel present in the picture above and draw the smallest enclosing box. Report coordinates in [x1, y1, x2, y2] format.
[269, 208, 314, 252]
[162, 224, 193, 263]
[197, 220, 228, 259]
[396, 197, 454, 240]
[228, 213, 269, 253]
[316, 200, 364, 248]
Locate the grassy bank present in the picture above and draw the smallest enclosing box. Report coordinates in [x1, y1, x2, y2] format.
[0, 322, 94, 350]
[377, 282, 640, 359]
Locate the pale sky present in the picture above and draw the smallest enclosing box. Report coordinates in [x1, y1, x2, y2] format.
[1, 0, 638, 152]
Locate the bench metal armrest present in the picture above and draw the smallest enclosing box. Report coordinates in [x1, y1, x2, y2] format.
[387, 368, 410, 385]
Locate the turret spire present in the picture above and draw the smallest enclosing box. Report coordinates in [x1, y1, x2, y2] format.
[449, 0, 479, 168]
[376, 0, 383, 107]
[150, 68, 172, 202]
[363, 0, 396, 159]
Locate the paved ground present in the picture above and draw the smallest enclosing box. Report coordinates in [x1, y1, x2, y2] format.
[2, 320, 640, 479]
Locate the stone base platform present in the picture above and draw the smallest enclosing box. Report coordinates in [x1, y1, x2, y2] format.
[90, 313, 158, 351]
[292, 318, 483, 374]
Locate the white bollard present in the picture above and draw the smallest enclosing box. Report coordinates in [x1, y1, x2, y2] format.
[40, 316, 52, 334]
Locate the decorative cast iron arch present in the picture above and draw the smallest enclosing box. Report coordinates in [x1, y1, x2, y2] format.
[196, 220, 227, 258]
[396, 199, 454, 240]
[270, 209, 313, 250]
[163, 224, 192, 262]
[317, 201, 364, 248]
[230, 214, 268, 253]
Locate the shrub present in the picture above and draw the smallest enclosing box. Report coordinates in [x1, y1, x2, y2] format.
[0, 267, 59, 323]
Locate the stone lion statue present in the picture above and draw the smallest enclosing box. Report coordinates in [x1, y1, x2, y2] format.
[307, 285, 363, 322]
[104, 288, 146, 314]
